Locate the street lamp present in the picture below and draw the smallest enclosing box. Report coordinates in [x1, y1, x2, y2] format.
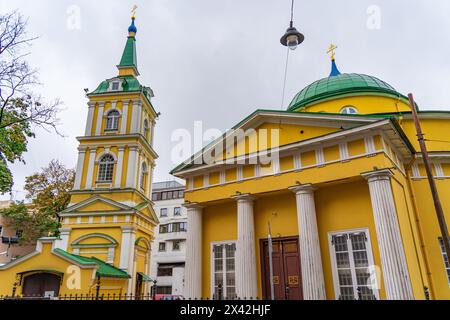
[280, 0, 304, 50]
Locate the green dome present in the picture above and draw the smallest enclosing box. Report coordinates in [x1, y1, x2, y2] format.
[288, 73, 403, 111]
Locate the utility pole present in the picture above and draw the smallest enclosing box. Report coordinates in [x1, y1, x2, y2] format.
[408, 93, 450, 261]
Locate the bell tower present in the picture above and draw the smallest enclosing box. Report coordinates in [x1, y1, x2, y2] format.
[55, 13, 159, 294]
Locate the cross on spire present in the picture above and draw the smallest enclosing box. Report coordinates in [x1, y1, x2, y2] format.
[327, 44, 338, 61]
[131, 5, 138, 19]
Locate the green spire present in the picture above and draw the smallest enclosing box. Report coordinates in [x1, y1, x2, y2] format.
[117, 17, 139, 76]
[119, 36, 137, 67]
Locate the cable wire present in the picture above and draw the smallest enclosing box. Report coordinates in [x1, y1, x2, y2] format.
[280, 46, 291, 109]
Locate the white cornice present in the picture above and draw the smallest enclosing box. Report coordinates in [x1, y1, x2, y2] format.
[174, 119, 411, 177]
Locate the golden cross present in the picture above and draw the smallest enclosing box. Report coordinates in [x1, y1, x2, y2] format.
[131, 5, 138, 19]
[327, 44, 338, 60]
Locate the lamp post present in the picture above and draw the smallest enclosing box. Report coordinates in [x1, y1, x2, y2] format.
[280, 0, 304, 50]
[408, 93, 450, 264]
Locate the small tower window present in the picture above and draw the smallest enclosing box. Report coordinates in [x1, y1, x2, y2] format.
[140, 162, 148, 190]
[143, 119, 150, 140]
[340, 106, 358, 115]
[98, 154, 115, 182]
[106, 110, 120, 131]
[112, 82, 120, 91]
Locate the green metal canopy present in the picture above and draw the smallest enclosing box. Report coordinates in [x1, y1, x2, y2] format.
[288, 73, 407, 111]
[137, 272, 154, 282]
[53, 248, 130, 279]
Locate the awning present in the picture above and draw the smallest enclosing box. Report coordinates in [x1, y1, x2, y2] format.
[137, 272, 154, 282]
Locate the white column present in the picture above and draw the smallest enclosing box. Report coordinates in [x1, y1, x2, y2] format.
[126, 147, 138, 188]
[130, 100, 142, 134]
[85, 148, 97, 189]
[85, 102, 95, 136]
[119, 226, 136, 272]
[54, 228, 71, 250]
[289, 184, 326, 300]
[121, 101, 129, 134]
[114, 146, 125, 188]
[95, 102, 105, 136]
[362, 169, 414, 300]
[184, 203, 203, 299]
[73, 147, 87, 190]
[150, 120, 156, 146]
[233, 194, 258, 299]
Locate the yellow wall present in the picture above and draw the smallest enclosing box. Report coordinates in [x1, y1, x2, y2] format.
[298, 95, 411, 114]
[202, 201, 238, 297]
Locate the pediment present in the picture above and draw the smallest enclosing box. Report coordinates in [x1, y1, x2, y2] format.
[62, 196, 132, 214]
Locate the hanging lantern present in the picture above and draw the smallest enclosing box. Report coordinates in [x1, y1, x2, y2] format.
[280, 0, 304, 50]
[280, 21, 304, 50]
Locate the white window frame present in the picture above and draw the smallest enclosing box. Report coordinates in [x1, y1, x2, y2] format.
[438, 237, 450, 286]
[210, 241, 237, 299]
[340, 106, 358, 114]
[328, 228, 379, 300]
[105, 109, 121, 131]
[108, 79, 123, 92]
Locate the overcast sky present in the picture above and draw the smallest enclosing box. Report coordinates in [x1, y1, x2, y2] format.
[2, 0, 450, 201]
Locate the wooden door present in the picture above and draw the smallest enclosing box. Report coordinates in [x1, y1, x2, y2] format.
[261, 237, 302, 300]
[22, 273, 61, 297]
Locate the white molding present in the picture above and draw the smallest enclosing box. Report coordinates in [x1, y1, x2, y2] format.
[316, 148, 325, 167]
[85, 149, 97, 189]
[131, 100, 142, 134]
[294, 153, 302, 170]
[174, 119, 398, 176]
[203, 173, 210, 187]
[126, 147, 138, 188]
[219, 170, 226, 185]
[121, 101, 129, 134]
[434, 162, 445, 178]
[74, 149, 86, 189]
[114, 147, 125, 188]
[339, 142, 349, 161]
[364, 136, 376, 155]
[85, 103, 95, 136]
[272, 158, 281, 174]
[412, 163, 420, 178]
[95, 103, 105, 135]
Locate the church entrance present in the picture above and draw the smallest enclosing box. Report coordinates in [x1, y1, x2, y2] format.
[22, 272, 62, 298]
[260, 237, 302, 300]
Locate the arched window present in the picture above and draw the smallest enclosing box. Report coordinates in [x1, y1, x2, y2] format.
[106, 110, 120, 131]
[140, 162, 148, 190]
[98, 154, 115, 182]
[143, 119, 150, 140]
[340, 106, 358, 115]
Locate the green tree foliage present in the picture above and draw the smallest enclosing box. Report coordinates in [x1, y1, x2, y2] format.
[0, 160, 74, 243]
[0, 11, 60, 194]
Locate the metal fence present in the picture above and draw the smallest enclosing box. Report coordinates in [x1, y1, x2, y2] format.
[0, 294, 264, 301]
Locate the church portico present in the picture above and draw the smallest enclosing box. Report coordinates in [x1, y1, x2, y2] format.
[182, 175, 393, 299]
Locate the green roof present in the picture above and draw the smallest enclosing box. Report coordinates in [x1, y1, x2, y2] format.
[118, 36, 137, 69]
[288, 73, 407, 111]
[54, 248, 130, 279]
[89, 76, 153, 98]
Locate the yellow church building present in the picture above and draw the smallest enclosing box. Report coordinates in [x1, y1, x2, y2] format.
[172, 51, 450, 300]
[0, 15, 158, 298]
